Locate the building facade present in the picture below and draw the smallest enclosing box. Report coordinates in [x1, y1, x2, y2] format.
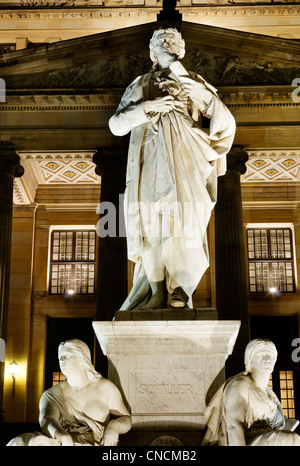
[0, 0, 300, 438]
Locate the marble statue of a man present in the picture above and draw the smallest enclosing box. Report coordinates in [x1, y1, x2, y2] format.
[109, 27, 236, 310]
[202, 339, 300, 446]
[7, 339, 132, 446]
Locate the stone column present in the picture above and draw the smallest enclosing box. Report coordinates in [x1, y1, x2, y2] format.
[93, 147, 128, 376]
[0, 144, 24, 421]
[93, 147, 128, 321]
[215, 145, 249, 378]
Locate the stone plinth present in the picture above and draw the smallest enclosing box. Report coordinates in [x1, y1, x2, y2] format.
[93, 313, 240, 444]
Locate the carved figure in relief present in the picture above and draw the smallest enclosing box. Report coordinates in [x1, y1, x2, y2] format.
[202, 339, 300, 446]
[7, 339, 132, 446]
[109, 27, 236, 311]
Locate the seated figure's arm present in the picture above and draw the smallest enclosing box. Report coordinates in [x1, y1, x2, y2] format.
[102, 380, 132, 446]
[224, 378, 248, 446]
[39, 392, 74, 446]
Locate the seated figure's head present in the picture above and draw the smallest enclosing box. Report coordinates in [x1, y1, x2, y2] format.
[244, 338, 278, 375]
[58, 339, 101, 382]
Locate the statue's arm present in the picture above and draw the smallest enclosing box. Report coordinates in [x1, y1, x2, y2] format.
[224, 379, 248, 446]
[108, 75, 182, 136]
[108, 76, 151, 136]
[39, 391, 74, 446]
[109, 99, 150, 136]
[102, 380, 132, 446]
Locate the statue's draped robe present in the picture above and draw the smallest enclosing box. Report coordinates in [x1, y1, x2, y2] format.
[7, 384, 106, 446]
[202, 373, 300, 446]
[38, 385, 106, 445]
[109, 70, 236, 309]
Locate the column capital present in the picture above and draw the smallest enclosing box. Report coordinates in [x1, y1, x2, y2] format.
[226, 145, 249, 175]
[0, 143, 24, 178]
[93, 147, 128, 177]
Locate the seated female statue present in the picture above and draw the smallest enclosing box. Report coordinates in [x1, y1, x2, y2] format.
[202, 338, 300, 446]
[7, 339, 132, 446]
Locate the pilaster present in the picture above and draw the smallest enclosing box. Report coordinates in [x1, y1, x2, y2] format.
[0, 144, 24, 421]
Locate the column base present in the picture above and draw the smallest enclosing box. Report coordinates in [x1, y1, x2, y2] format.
[93, 311, 240, 446]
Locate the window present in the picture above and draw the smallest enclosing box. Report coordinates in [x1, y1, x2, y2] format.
[52, 372, 66, 387]
[49, 230, 96, 295]
[0, 44, 16, 54]
[279, 370, 295, 419]
[268, 371, 296, 419]
[247, 228, 295, 293]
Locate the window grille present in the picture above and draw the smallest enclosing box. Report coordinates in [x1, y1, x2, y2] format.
[0, 44, 16, 54]
[279, 370, 295, 419]
[49, 230, 96, 295]
[52, 372, 66, 387]
[247, 228, 295, 293]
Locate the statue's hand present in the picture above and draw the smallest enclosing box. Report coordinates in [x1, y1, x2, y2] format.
[102, 428, 119, 446]
[143, 96, 184, 114]
[181, 80, 211, 103]
[58, 433, 74, 446]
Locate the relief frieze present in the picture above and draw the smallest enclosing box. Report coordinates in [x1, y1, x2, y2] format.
[2, 49, 299, 90]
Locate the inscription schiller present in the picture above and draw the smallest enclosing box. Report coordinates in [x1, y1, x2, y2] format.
[130, 370, 204, 414]
[138, 383, 193, 396]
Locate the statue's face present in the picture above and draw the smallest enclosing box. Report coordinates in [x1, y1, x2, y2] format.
[152, 31, 180, 63]
[58, 347, 79, 377]
[251, 346, 277, 374]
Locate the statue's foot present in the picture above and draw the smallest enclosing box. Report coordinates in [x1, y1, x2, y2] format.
[167, 287, 189, 308]
[139, 294, 165, 310]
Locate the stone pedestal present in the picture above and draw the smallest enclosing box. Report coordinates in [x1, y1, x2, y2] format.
[93, 311, 240, 446]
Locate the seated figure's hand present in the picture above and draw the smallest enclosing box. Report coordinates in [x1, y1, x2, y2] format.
[102, 428, 119, 446]
[57, 433, 74, 446]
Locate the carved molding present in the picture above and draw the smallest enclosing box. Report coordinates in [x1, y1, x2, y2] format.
[13, 178, 31, 204]
[149, 435, 184, 446]
[1, 5, 300, 20]
[2, 87, 299, 112]
[13, 202, 38, 211]
[2, 92, 120, 110]
[242, 149, 300, 183]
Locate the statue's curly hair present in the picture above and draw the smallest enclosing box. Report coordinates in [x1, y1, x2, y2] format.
[149, 28, 185, 70]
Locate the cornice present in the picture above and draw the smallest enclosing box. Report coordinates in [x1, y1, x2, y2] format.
[1, 91, 120, 110]
[1, 86, 298, 111]
[1, 4, 300, 20]
[219, 86, 300, 107]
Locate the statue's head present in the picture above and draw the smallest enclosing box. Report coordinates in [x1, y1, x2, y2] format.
[149, 27, 185, 63]
[58, 338, 100, 381]
[244, 338, 277, 374]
